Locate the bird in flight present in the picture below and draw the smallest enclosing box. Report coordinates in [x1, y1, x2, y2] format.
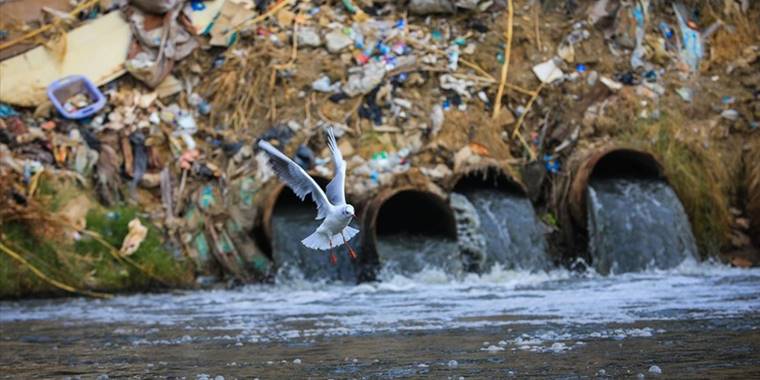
[258, 127, 359, 264]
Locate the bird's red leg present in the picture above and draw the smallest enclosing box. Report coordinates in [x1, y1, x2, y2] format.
[342, 232, 358, 260]
[329, 237, 337, 265]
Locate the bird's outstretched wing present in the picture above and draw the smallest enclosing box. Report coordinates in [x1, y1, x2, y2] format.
[324, 128, 346, 205]
[258, 140, 331, 219]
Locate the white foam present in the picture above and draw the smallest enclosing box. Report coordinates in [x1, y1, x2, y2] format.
[1, 261, 758, 344]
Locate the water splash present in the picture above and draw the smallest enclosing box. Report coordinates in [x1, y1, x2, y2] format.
[376, 235, 461, 276]
[587, 178, 698, 275]
[2, 262, 758, 344]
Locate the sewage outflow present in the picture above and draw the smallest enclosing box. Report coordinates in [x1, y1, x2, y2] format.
[452, 189, 549, 272]
[271, 189, 357, 283]
[587, 177, 698, 274]
[271, 172, 701, 281]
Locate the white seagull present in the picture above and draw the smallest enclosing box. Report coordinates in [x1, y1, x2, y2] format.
[258, 127, 359, 264]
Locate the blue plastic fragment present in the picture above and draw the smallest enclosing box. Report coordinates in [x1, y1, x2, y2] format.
[544, 154, 560, 174]
[659, 22, 674, 39]
[0, 103, 18, 118]
[576, 64, 587, 73]
[191, 0, 206, 11]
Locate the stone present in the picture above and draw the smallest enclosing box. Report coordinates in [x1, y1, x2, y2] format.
[409, 0, 455, 14]
[297, 27, 322, 47]
[343, 61, 386, 97]
[325, 30, 353, 53]
[532, 59, 564, 83]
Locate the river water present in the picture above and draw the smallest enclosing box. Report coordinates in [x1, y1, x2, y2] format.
[1, 261, 759, 378]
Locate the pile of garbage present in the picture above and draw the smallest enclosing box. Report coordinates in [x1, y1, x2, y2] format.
[0, 0, 758, 295]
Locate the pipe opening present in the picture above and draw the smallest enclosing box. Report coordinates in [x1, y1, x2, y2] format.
[574, 149, 697, 274]
[376, 190, 457, 238]
[589, 149, 663, 180]
[362, 189, 458, 278]
[452, 166, 525, 195]
[259, 177, 358, 282]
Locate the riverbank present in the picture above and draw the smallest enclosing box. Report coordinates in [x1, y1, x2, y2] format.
[1, 1, 759, 297]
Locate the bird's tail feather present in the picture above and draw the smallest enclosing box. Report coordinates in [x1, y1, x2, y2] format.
[301, 226, 360, 251]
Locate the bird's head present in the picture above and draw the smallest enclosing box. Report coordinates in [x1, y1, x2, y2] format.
[342, 204, 355, 218]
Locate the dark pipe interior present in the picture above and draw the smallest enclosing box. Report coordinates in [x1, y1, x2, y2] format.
[590, 150, 663, 180]
[453, 166, 525, 195]
[253, 177, 329, 257]
[376, 190, 456, 238]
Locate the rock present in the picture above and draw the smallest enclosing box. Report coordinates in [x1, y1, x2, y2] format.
[420, 164, 452, 180]
[532, 59, 564, 83]
[676, 87, 693, 102]
[312, 75, 339, 93]
[600, 76, 623, 91]
[431, 104, 444, 134]
[297, 27, 321, 47]
[721, 109, 739, 121]
[409, 0, 455, 14]
[343, 61, 386, 97]
[325, 30, 353, 53]
[447, 359, 459, 368]
[731, 256, 752, 268]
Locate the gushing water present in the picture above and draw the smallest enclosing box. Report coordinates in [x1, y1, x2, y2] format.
[451, 190, 549, 272]
[587, 178, 698, 275]
[376, 235, 461, 275]
[272, 203, 357, 283]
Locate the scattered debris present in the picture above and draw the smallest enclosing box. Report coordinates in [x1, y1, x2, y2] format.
[120, 218, 149, 257]
[0, 0, 757, 296]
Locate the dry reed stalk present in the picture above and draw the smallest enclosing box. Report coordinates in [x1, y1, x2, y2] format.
[492, 0, 514, 120]
[0, 0, 100, 51]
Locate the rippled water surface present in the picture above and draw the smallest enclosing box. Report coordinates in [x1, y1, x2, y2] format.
[2, 261, 759, 378]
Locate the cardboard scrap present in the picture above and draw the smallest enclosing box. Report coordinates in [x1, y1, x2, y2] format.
[208, 0, 255, 47]
[0, 12, 131, 107]
[155, 75, 183, 98]
[191, 0, 227, 35]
